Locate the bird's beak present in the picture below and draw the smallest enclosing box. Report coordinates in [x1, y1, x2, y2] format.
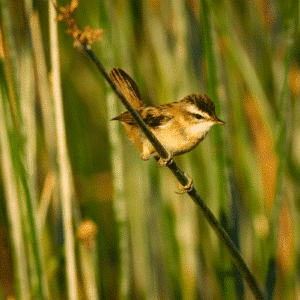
[215, 118, 226, 125]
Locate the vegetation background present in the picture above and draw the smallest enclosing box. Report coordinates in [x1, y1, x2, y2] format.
[0, 0, 299, 299]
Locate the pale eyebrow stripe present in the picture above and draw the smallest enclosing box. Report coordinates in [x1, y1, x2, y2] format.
[186, 105, 210, 119]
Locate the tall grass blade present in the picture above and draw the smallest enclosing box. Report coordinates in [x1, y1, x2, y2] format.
[49, 3, 78, 299]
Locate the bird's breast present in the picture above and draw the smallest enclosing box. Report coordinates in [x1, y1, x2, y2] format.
[154, 122, 209, 156]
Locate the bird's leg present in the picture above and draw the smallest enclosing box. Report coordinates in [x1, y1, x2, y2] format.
[157, 151, 173, 167]
[141, 141, 173, 166]
[176, 173, 194, 194]
[140, 142, 157, 161]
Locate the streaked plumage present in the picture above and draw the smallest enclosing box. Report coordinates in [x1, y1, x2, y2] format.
[109, 68, 225, 161]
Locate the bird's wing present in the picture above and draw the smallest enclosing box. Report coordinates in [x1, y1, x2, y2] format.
[109, 68, 146, 109]
[140, 107, 173, 128]
[112, 106, 173, 128]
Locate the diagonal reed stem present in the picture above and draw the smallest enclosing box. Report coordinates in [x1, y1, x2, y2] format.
[83, 45, 265, 300]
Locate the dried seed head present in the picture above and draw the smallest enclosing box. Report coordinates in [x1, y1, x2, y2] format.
[77, 219, 98, 248]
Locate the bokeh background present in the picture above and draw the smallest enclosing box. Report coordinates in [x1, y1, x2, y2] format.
[0, 0, 299, 299]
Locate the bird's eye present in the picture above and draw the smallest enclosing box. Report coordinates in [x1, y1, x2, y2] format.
[195, 114, 203, 120]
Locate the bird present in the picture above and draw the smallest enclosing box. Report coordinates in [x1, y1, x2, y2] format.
[110, 68, 226, 164]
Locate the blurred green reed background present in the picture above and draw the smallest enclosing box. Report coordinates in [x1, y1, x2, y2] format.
[0, 0, 299, 299]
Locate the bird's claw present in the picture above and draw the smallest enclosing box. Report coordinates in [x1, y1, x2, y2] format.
[176, 175, 194, 194]
[157, 152, 173, 167]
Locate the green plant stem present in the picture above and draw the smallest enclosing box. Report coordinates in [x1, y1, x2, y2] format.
[0, 86, 30, 300]
[49, 3, 78, 299]
[0, 2, 47, 297]
[83, 45, 265, 300]
[200, 0, 227, 211]
[269, 15, 295, 254]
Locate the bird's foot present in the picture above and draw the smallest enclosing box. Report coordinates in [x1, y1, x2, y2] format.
[176, 174, 194, 194]
[157, 152, 173, 167]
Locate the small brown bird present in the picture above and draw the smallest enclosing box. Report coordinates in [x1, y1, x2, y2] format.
[110, 68, 226, 162]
